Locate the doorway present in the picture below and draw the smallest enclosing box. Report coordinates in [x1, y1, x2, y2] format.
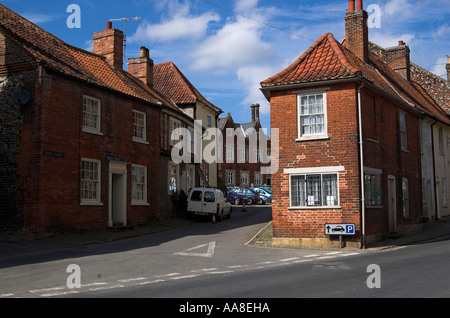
[108, 162, 127, 227]
[387, 175, 397, 233]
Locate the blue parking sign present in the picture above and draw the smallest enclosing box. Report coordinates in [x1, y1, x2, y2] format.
[346, 224, 355, 234]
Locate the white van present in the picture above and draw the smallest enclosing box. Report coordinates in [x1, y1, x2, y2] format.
[187, 187, 232, 221]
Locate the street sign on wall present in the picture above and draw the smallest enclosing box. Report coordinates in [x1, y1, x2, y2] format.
[325, 223, 355, 235]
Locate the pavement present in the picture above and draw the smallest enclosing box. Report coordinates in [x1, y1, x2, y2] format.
[247, 216, 450, 250]
[1, 212, 450, 253]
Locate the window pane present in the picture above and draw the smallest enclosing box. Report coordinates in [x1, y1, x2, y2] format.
[204, 191, 215, 202]
[306, 175, 321, 206]
[323, 174, 338, 206]
[191, 191, 202, 201]
[290, 175, 305, 207]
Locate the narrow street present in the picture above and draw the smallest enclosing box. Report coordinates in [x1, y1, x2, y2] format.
[1, 205, 449, 301]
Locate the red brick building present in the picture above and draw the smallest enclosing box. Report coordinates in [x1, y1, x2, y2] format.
[261, 0, 449, 248]
[0, 4, 193, 234]
[218, 104, 271, 188]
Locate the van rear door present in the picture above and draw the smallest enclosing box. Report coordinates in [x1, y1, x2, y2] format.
[202, 190, 217, 214]
[188, 190, 203, 214]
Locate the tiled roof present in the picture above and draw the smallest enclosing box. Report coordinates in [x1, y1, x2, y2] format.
[261, 33, 360, 86]
[0, 3, 178, 111]
[262, 32, 450, 125]
[153, 62, 222, 113]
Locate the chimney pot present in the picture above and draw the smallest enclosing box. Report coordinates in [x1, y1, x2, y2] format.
[399, 40, 405, 46]
[349, 0, 355, 12]
[356, 0, 363, 10]
[106, 21, 112, 30]
[140, 46, 149, 58]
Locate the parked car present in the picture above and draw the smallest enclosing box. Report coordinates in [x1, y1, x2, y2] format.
[187, 187, 232, 221]
[235, 187, 266, 205]
[251, 187, 272, 203]
[226, 189, 253, 205]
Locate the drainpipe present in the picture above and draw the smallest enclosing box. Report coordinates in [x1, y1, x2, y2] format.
[431, 120, 438, 220]
[357, 82, 366, 248]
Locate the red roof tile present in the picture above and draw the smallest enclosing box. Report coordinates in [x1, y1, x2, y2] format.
[262, 33, 359, 86]
[0, 3, 177, 111]
[153, 62, 222, 113]
[262, 31, 450, 125]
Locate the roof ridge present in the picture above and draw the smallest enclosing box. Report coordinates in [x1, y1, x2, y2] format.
[326, 33, 359, 74]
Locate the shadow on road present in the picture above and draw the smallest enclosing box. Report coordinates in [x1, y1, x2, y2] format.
[0, 206, 272, 269]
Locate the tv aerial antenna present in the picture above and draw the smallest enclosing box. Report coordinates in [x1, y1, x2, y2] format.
[108, 16, 141, 57]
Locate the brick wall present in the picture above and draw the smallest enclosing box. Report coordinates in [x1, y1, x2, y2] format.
[270, 83, 361, 243]
[270, 82, 423, 246]
[18, 71, 161, 234]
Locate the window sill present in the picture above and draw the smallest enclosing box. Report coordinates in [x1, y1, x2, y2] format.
[82, 127, 103, 136]
[366, 205, 383, 209]
[296, 135, 329, 142]
[132, 137, 149, 145]
[132, 201, 150, 206]
[288, 205, 341, 210]
[80, 201, 103, 206]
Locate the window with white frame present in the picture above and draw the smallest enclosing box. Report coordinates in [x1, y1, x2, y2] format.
[254, 172, 261, 186]
[82, 96, 101, 134]
[402, 177, 410, 218]
[297, 91, 327, 140]
[133, 110, 147, 142]
[132, 165, 147, 203]
[239, 147, 248, 162]
[226, 145, 234, 162]
[365, 173, 381, 206]
[399, 112, 408, 151]
[290, 173, 339, 207]
[80, 158, 101, 203]
[225, 170, 234, 185]
[168, 162, 178, 193]
[240, 171, 249, 185]
[169, 118, 181, 146]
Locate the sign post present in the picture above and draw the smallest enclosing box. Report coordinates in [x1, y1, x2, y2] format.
[324, 223, 355, 248]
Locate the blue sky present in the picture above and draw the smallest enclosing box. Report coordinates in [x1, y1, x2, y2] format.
[3, 0, 450, 130]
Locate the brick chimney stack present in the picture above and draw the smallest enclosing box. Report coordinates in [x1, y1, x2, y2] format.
[93, 22, 124, 70]
[383, 40, 411, 81]
[446, 56, 450, 81]
[251, 103, 260, 123]
[127, 46, 154, 87]
[345, 0, 369, 62]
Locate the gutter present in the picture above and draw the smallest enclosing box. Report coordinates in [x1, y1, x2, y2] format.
[357, 82, 366, 249]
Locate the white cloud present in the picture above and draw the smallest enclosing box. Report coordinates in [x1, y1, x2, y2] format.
[382, 0, 415, 22]
[370, 31, 415, 48]
[190, 16, 275, 71]
[128, 2, 219, 43]
[431, 56, 449, 78]
[21, 13, 57, 24]
[235, 0, 259, 13]
[237, 65, 278, 114]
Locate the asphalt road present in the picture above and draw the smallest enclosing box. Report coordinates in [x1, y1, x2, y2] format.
[1, 205, 449, 302]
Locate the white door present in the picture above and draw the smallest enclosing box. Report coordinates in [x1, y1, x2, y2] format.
[108, 162, 127, 226]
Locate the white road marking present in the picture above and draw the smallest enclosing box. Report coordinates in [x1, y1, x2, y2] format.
[139, 279, 165, 285]
[88, 284, 124, 291]
[174, 241, 216, 258]
[170, 274, 200, 280]
[41, 290, 79, 297]
[118, 277, 147, 282]
[155, 273, 181, 278]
